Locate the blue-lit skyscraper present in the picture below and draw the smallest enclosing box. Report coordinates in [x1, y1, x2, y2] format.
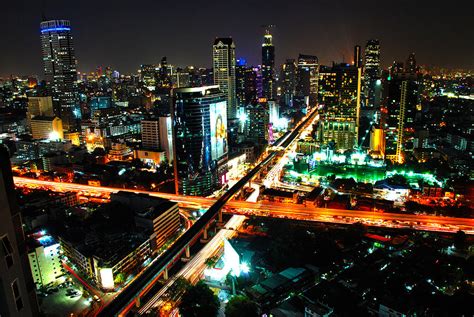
[172, 86, 228, 196]
[40, 20, 78, 130]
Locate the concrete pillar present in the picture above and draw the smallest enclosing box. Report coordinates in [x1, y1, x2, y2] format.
[163, 268, 169, 280]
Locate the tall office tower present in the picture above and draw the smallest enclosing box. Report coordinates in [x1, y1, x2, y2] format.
[382, 72, 420, 162]
[318, 66, 338, 106]
[40, 20, 78, 130]
[247, 102, 270, 145]
[316, 63, 361, 151]
[280, 59, 297, 107]
[261, 27, 275, 100]
[213, 38, 237, 121]
[236, 59, 247, 108]
[363, 39, 381, 108]
[141, 120, 160, 150]
[157, 56, 172, 89]
[236, 59, 257, 108]
[296, 54, 319, 107]
[405, 53, 417, 74]
[172, 86, 228, 196]
[353, 45, 362, 68]
[140, 118, 174, 161]
[0, 147, 38, 316]
[140, 64, 157, 89]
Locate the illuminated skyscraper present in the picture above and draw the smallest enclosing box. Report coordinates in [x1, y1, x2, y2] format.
[316, 63, 362, 150]
[213, 38, 237, 121]
[40, 20, 78, 130]
[382, 72, 420, 162]
[280, 59, 297, 107]
[297, 54, 319, 106]
[261, 26, 275, 100]
[236, 59, 257, 108]
[364, 39, 381, 108]
[172, 86, 228, 196]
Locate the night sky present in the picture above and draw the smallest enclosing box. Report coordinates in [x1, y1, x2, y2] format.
[1, 0, 473, 77]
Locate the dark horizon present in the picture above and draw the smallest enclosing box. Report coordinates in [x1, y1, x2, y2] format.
[1, 0, 473, 78]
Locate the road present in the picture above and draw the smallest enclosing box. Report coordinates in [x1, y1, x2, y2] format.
[137, 215, 246, 315]
[14, 177, 474, 234]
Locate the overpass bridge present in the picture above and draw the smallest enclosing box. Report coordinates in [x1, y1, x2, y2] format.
[96, 109, 319, 316]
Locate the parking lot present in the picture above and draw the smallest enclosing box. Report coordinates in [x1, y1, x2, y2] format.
[38, 285, 93, 317]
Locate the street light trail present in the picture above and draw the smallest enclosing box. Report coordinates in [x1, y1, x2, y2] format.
[137, 215, 246, 314]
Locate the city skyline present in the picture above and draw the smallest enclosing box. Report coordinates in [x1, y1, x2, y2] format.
[1, 0, 473, 77]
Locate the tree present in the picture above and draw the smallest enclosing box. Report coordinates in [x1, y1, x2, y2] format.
[114, 273, 125, 285]
[179, 281, 219, 317]
[225, 295, 259, 317]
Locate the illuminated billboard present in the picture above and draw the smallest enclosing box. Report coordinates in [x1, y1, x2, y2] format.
[210, 101, 228, 160]
[100, 268, 114, 289]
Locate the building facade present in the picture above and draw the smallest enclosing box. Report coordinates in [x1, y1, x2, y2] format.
[213, 38, 237, 121]
[0, 147, 38, 316]
[40, 20, 79, 130]
[261, 28, 275, 100]
[31, 116, 63, 140]
[172, 86, 228, 196]
[364, 39, 381, 108]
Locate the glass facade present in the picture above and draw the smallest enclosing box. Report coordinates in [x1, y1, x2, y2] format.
[173, 86, 228, 196]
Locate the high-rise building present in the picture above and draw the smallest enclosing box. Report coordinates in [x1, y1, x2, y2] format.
[261, 27, 275, 100]
[157, 57, 172, 89]
[0, 147, 39, 316]
[297, 54, 319, 106]
[159, 116, 174, 162]
[321, 63, 362, 119]
[40, 20, 78, 130]
[31, 116, 64, 140]
[318, 66, 338, 106]
[316, 63, 361, 151]
[172, 86, 228, 196]
[247, 102, 270, 146]
[27, 231, 63, 289]
[364, 39, 381, 108]
[382, 72, 420, 163]
[405, 53, 417, 74]
[140, 64, 157, 89]
[141, 120, 160, 150]
[213, 38, 237, 121]
[235, 59, 257, 108]
[280, 59, 297, 107]
[353, 45, 362, 68]
[140, 117, 173, 162]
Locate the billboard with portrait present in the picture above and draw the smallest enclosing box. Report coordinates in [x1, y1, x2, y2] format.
[210, 101, 228, 161]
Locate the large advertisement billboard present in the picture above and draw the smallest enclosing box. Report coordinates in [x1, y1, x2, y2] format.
[210, 101, 228, 160]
